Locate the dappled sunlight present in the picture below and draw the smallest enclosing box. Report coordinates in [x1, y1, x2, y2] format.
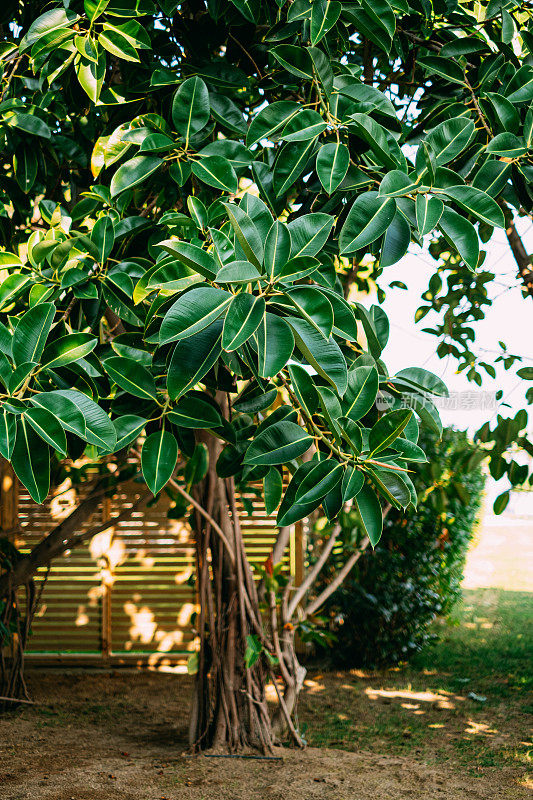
[177, 602, 196, 628]
[89, 530, 126, 572]
[175, 569, 194, 585]
[155, 630, 184, 651]
[464, 720, 498, 736]
[123, 602, 157, 647]
[265, 683, 280, 703]
[48, 484, 78, 521]
[121, 597, 196, 653]
[364, 687, 459, 710]
[303, 678, 326, 693]
[75, 605, 90, 627]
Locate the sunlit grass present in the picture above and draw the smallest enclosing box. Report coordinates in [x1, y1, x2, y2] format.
[299, 588, 532, 783]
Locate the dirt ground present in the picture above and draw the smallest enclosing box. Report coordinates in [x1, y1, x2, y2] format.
[0, 667, 530, 800]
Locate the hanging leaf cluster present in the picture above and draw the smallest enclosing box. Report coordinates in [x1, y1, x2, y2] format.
[0, 0, 529, 535]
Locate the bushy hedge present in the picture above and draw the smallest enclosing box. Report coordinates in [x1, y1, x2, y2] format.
[315, 428, 485, 667]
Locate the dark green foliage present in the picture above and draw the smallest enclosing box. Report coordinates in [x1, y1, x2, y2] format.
[317, 429, 485, 666]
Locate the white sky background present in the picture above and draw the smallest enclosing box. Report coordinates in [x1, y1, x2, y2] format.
[375, 217, 533, 436]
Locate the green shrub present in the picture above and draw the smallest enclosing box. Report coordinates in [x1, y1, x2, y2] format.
[315, 428, 485, 667]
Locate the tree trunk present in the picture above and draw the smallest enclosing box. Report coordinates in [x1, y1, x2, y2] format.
[188, 431, 276, 752]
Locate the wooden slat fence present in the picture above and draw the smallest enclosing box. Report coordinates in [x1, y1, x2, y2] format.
[8, 479, 299, 666]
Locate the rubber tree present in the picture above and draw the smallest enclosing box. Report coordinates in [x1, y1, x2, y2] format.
[0, 0, 528, 750]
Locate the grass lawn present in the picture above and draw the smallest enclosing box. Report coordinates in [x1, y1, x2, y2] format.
[300, 587, 532, 788]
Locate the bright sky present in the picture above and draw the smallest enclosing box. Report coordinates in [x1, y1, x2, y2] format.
[376, 217, 533, 434]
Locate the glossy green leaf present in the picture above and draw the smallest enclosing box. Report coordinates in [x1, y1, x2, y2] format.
[484, 92, 519, 133]
[12, 303, 55, 367]
[11, 417, 49, 503]
[369, 467, 411, 509]
[24, 406, 67, 455]
[20, 8, 78, 50]
[486, 132, 527, 157]
[438, 206, 479, 270]
[316, 142, 350, 194]
[172, 76, 210, 144]
[0, 411, 17, 460]
[160, 286, 232, 344]
[440, 185, 505, 228]
[112, 415, 147, 451]
[110, 155, 162, 197]
[222, 293, 265, 352]
[273, 138, 318, 197]
[353, 484, 383, 547]
[343, 366, 379, 421]
[41, 334, 98, 369]
[264, 221, 291, 280]
[168, 396, 222, 428]
[283, 287, 334, 338]
[277, 461, 319, 526]
[380, 212, 411, 267]
[31, 392, 87, 439]
[91, 215, 115, 262]
[340, 194, 396, 255]
[369, 409, 413, 455]
[157, 240, 217, 279]
[341, 464, 364, 502]
[141, 430, 178, 495]
[191, 156, 238, 193]
[295, 460, 343, 504]
[415, 195, 444, 235]
[288, 213, 335, 258]
[288, 363, 319, 418]
[216, 261, 261, 284]
[287, 316, 348, 395]
[310, 0, 341, 44]
[264, 467, 283, 515]
[225, 203, 264, 269]
[418, 56, 465, 84]
[246, 101, 300, 147]
[54, 389, 116, 452]
[256, 313, 295, 378]
[271, 45, 314, 80]
[282, 110, 327, 142]
[424, 118, 475, 166]
[472, 161, 511, 197]
[277, 256, 320, 282]
[6, 111, 52, 139]
[167, 320, 223, 400]
[320, 287, 359, 341]
[74, 49, 106, 103]
[378, 170, 418, 198]
[106, 356, 158, 400]
[14, 146, 38, 193]
[244, 421, 313, 466]
[409, 394, 443, 437]
[393, 367, 448, 397]
[99, 28, 140, 61]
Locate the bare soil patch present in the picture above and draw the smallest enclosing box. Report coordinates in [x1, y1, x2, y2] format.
[0, 667, 529, 800]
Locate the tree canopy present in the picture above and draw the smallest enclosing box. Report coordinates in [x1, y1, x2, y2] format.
[0, 0, 532, 750]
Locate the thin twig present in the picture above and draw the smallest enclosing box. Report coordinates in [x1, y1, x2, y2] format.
[0, 695, 36, 705]
[228, 32, 263, 80]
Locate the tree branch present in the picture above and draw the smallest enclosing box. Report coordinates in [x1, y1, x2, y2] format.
[303, 535, 370, 617]
[287, 523, 340, 618]
[500, 201, 533, 300]
[0, 482, 148, 598]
